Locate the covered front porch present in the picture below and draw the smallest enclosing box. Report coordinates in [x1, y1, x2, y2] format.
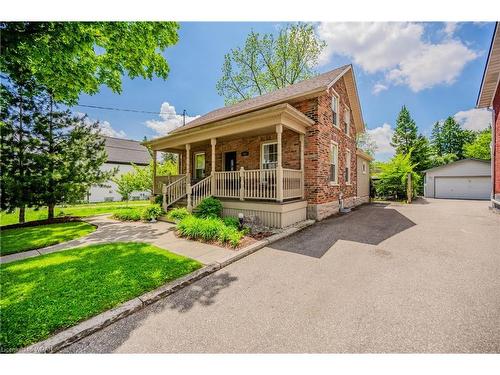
[145, 104, 313, 226]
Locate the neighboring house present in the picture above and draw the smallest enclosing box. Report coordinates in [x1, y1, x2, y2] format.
[477, 22, 500, 211]
[423, 159, 491, 200]
[144, 64, 373, 228]
[87, 136, 152, 202]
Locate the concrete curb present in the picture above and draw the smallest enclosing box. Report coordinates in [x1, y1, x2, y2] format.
[19, 219, 315, 353]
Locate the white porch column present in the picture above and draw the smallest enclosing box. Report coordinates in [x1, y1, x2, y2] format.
[276, 124, 283, 202]
[152, 150, 157, 195]
[211, 138, 216, 196]
[186, 144, 192, 212]
[300, 133, 305, 199]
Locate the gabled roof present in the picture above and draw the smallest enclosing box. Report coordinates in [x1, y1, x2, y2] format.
[477, 22, 500, 108]
[423, 158, 490, 173]
[169, 64, 364, 135]
[104, 136, 151, 165]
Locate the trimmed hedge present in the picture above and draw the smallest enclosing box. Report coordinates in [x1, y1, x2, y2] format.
[194, 197, 222, 218]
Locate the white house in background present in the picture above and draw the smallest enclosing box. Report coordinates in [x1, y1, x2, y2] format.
[87, 136, 152, 202]
[423, 159, 492, 200]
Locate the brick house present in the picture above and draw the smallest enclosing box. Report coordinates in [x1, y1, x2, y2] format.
[477, 22, 500, 211]
[144, 64, 373, 227]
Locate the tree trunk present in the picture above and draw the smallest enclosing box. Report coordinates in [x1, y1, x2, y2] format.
[19, 206, 26, 224]
[48, 203, 55, 220]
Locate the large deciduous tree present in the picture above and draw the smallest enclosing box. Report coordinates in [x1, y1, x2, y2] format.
[0, 22, 179, 105]
[216, 23, 326, 105]
[463, 127, 491, 160]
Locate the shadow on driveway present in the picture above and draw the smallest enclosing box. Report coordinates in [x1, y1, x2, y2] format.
[269, 203, 416, 258]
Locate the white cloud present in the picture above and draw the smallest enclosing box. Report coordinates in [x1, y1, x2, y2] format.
[387, 40, 478, 91]
[146, 102, 200, 136]
[367, 123, 394, 154]
[75, 112, 127, 138]
[372, 83, 388, 95]
[454, 108, 492, 131]
[317, 22, 478, 92]
[443, 22, 459, 38]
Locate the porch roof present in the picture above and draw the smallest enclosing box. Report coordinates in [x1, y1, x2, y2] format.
[144, 103, 314, 151]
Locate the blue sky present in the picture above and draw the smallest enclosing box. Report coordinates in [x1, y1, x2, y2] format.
[76, 22, 495, 160]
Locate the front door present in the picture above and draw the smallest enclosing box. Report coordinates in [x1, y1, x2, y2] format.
[224, 151, 237, 171]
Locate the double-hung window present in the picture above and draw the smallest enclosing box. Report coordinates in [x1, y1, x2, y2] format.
[261, 142, 278, 170]
[194, 152, 206, 179]
[330, 142, 338, 184]
[345, 150, 351, 184]
[331, 94, 340, 128]
[344, 109, 351, 136]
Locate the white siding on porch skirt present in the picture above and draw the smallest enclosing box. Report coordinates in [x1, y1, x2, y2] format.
[87, 163, 150, 202]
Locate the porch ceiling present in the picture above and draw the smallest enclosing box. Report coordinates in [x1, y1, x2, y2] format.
[144, 103, 314, 151]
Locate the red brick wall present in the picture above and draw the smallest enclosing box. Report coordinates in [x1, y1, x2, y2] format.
[292, 76, 358, 205]
[493, 83, 500, 197]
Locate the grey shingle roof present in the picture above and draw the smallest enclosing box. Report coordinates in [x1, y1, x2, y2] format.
[170, 64, 351, 134]
[104, 136, 151, 165]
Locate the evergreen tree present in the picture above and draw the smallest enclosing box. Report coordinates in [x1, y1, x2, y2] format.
[431, 121, 444, 156]
[391, 105, 418, 156]
[32, 93, 114, 219]
[438, 117, 476, 159]
[0, 78, 41, 223]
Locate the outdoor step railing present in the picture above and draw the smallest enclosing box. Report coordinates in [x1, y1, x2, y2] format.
[162, 175, 188, 210]
[191, 176, 212, 208]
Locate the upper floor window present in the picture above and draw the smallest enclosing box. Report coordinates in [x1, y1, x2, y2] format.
[331, 93, 340, 128]
[345, 150, 351, 184]
[344, 109, 351, 136]
[330, 142, 338, 184]
[362, 161, 367, 174]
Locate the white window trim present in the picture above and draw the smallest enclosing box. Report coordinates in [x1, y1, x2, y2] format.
[193, 151, 206, 178]
[260, 141, 278, 170]
[331, 89, 340, 129]
[329, 141, 339, 185]
[345, 150, 352, 185]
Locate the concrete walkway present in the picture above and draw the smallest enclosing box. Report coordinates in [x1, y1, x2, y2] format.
[0, 216, 234, 265]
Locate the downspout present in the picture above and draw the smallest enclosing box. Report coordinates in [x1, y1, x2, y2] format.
[492, 105, 500, 208]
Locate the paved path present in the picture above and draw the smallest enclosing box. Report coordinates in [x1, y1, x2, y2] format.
[62, 199, 500, 353]
[0, 216, 233, 265]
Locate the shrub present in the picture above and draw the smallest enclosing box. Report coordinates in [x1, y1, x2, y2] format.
[194, 197, 222, 218]
[154, 195, 163, 205]
[141, 205, 164, 221]
[177, 215, 244, 248]
[375, 153, 420, 200]
[112, 208, 142, 221]
[167, 207, 190, 222]
[222, 216, 239, 229]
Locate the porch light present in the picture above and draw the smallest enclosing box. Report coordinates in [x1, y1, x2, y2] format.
[238, 212, 244, 230]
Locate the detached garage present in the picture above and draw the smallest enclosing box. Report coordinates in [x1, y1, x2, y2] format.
[424, 159, 491, 200]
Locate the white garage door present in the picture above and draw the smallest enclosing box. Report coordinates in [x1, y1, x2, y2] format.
[435, 176, 491, 200]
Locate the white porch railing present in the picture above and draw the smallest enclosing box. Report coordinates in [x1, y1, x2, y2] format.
[214, 171, 240, 199]
[162, 175, 188, 210]
[191, 176, 212, 208]
[283, 168, 303, 199]
[242, 169, 277, 200]
[155, 174, 185, 195]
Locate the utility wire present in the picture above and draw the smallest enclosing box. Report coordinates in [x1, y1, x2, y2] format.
[76, 103, 172, 115]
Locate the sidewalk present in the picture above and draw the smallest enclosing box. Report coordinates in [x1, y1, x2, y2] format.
[0, 216, 234, 265]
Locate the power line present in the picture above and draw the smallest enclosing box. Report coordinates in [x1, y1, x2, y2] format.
[76, 103, 170, 115]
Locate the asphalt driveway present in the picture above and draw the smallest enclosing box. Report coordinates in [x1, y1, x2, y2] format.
[63, 199, 500, 353]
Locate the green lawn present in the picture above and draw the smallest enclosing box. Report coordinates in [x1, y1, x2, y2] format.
[0, 242, 202, 352]
[0, 222, 96, 256]
[0, 200, 150, 226]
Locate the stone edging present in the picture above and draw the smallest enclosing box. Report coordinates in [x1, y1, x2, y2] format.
[19, 219, 315, 354]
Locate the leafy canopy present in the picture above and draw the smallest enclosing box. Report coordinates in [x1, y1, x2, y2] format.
[463, 128, 491, 160]
[375, 152, 420, 200]
[0, 22, 179, 104]
[216, 23, 326, 105]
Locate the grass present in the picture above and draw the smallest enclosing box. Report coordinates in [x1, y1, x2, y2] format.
[0, 242, 202, 352]
[0, 222, 96, 256]
[0, 200, 150, 226]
